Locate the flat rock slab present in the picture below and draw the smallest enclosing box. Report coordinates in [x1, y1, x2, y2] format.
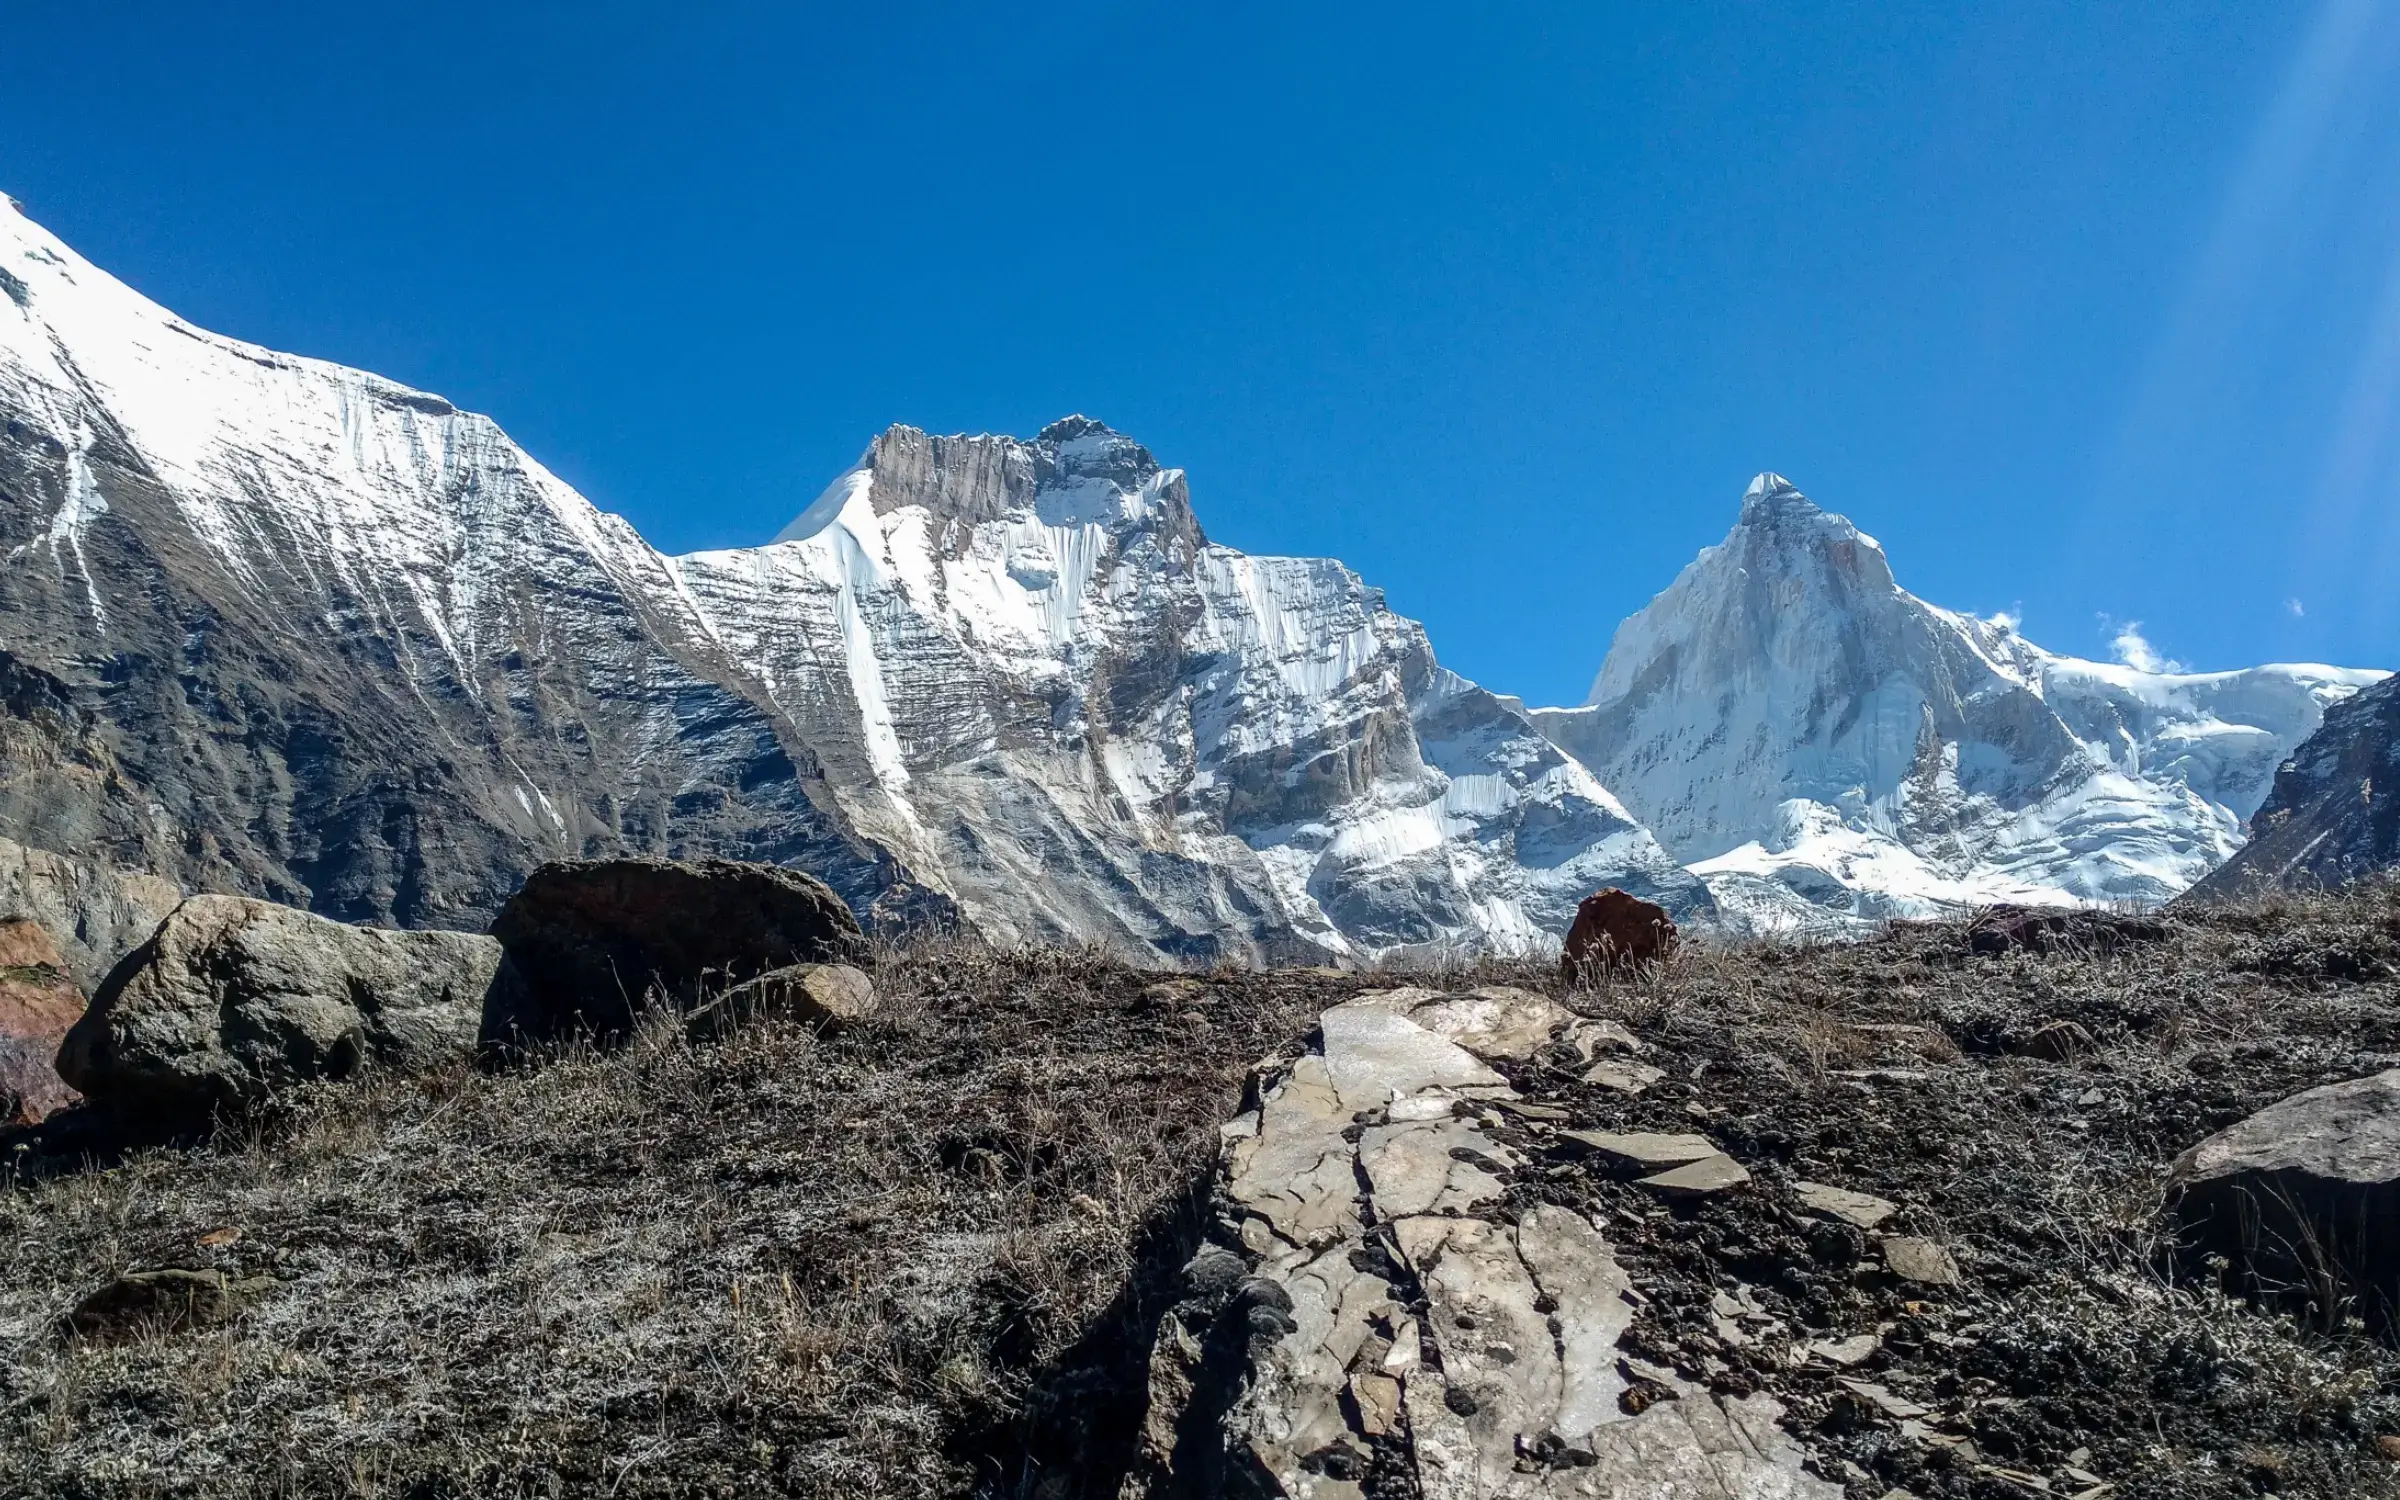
[1640, 1153, 1751, 1195]
[1130, 989, 1836, 1500]
[1583, 1057, 1666, 1094]
[1563, 1129, 1721, 1170]
[1796, 1181, 1900, 1229]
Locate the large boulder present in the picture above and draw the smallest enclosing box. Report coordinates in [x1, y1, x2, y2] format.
[1561, 887, 1677, 982]
[2169, 1068, 2400, 1331]
[0, 918, 86, 1124]
[57, 896, 509, 1128]
[485, 857, 865, 1044]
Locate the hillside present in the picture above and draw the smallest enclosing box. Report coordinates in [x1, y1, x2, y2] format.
[8, 889, 2400, 1499]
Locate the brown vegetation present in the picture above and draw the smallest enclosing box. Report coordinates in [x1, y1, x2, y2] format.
[4, 886, 2400, 1498]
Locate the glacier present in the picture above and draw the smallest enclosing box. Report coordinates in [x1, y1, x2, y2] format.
[1530, 474, 2388, 934]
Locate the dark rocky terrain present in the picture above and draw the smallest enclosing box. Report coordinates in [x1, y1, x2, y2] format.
[7, 884, 2400, 1498]
[2196, 673, 2400, 901]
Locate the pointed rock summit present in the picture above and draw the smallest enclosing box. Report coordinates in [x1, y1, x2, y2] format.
[1531, 475, 2385, 932]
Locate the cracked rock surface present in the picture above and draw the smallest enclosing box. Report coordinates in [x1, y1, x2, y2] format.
[1129, 985, 1840, 1499]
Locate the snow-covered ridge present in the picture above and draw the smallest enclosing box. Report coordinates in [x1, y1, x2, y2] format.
[1533, 474, 2386, 932]
[0, 193, 1702, 956]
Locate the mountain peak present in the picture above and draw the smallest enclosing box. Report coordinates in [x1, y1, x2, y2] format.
[1739, 472, 1818, 523]
[1036, 414, 1114, 444]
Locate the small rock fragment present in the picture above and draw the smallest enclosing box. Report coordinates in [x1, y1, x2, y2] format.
[1795, 1181, 1900, 1230]
[1349, 1372, 1403, 1436]
[1583, 1057, 1666, 1094]
[1837, 1377, 1930, 1421]
[1809, 1332, 1882, 1367]
[2016, 1019, 2098, 1062]
[687, 962, 876, 1039]
[1880, 1236, 1962, 1287]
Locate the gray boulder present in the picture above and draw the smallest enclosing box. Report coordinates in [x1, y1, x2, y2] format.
[57, 895, 510, 1127]
[486, 856, 864, 1045]
[2170, 1068, 2400, 1330]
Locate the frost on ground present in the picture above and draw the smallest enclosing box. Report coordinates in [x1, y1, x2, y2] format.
[7, 889, 2400, 1498]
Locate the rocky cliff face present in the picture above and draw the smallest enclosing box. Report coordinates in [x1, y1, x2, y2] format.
[0, 197, 1700, 961]
[1532, 475, 2386, 932]
[2188, 672, 2400, 899]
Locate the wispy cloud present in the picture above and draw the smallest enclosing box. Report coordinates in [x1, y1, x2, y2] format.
[2105, 617, 2186, 674]
[2287, 597, 2307, 618]
[1985, 608, 2023, 633]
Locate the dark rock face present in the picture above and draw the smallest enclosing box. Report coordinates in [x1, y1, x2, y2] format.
[1561, 887, 1678, 980]
[486, 857, 864, 1044]
[58, 895, 510, 1128]
[2191, 674, 2400, 899]
[1965, 905, 2168, 956]
[0, 918, 84, 1124]
[2170, 1068, 2400, 1331]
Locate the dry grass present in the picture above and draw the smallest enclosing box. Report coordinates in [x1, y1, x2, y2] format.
[6, 886, 2400, 1498]
[0, 938, 1344, 1499]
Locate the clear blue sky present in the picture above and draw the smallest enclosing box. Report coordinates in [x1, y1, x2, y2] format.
[4, 2, 2396, 703]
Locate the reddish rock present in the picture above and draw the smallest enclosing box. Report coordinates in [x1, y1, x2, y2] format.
[1560, 889, 1678, 982]
[0, 917, 87, 1124]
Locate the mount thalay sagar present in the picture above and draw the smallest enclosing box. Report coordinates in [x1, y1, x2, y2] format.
[0, 194, 2382, 956]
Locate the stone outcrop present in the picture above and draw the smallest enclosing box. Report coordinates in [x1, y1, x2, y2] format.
[2190, 672, 2400, 899]
[57, 895, 510, 1128]
[485, 856, 865, 1044]
[2170, 1067, 2400, 1330]
[0, 918, 85, 1123]
[1126, 984, 1838, 1499]
[1559, 889, 1677, 982]
[0, 834, 179, 994]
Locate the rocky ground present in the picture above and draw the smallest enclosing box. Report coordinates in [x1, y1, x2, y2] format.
[1454, 889, 2400, 1500]
[6, 887, 2400, 1498]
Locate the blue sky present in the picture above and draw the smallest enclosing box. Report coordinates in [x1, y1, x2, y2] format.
[3, 2, 2395, 703]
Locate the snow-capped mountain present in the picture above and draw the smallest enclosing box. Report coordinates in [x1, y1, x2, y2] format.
[674, 419, 1708, 956]
[0, 194, 1701, 960]
[1531, 475, 2387, 932]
